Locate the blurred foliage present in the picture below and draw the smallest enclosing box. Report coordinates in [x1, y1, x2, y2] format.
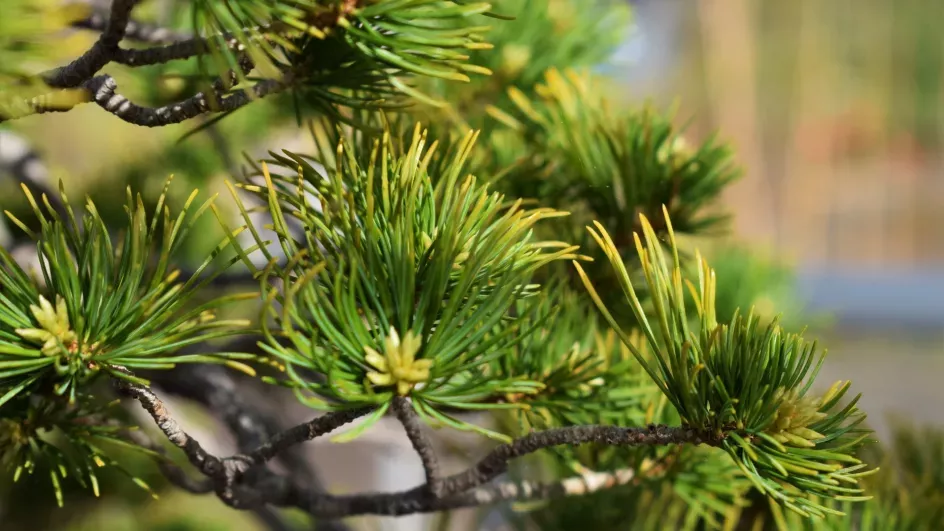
[706, 243, 808, 330]
[0, 0, 91, 120]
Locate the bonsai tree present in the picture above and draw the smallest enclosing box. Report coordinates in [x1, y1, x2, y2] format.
[0, 1, 935, 530]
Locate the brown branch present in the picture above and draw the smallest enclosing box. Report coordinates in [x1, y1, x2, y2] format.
[147, 361, 349, 531]
[3, 0, 362, 125]
[83, 68, 287, 127]
[433, 423, 717, 497]
[246, 467, 644, 517]
[0, 69, 286, 127]
[421, 467, 639, 511]
[43, 0, 136, 88]
[114, 378, 224, 478]
[73, 12, 192, 44]
[246, 406, 375, 466]
[261, 462, 643, 518]
[113, 38, 210, 67]
[119, 376, 719, 519]
[392, 397, 444, 497]
[119, 426, 214, 494]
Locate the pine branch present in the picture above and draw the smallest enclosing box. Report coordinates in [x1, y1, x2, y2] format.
[72, 11, 192, 44]
[118, 374, 718, 518]
[148, 363, 272, 450]
[417, 467, 639, 511]
[4, 0, 493, 125]
[117, 399, 299, 531]
[246, 406, 375, 465]
[2, 0, 301, 123]
[113, 37, 209, 66]
[0, 62, 282, 126]
[434, 424, 718, 497]
[83, 73, 286, 127]
[392, 397, 444, 497]
[115, 378, 224, 479]
[148, 361, 351, 531]
[261, 464, 642, 518]
[43, 0, 137, 88]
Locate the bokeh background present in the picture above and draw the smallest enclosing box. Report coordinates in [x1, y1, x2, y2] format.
[1, 0, 943, 529]
[615, 0, 944, 443]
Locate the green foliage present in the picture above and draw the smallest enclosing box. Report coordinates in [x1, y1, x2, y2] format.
[576, 210, 875, 519]
[762, 422, 944, 531]
[0, 0, 89, 119]
[496, 298, 751, 529]
[707, 244, 805, 329]
[0, 180, 253, 405]
[494, 289, 628, 421]
[0, 0, 903, 527]
[418, 0, 632, 128]
[0, 180, 253, 502]
[190, 0, 498, 116]
[222, 124, 579, 440]
[0, 391, 157, 508]
[487, 69, 739, 239]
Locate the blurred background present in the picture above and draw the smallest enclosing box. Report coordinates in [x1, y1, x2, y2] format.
[614, 0, 944, 442]
[2, 0, 943, 529]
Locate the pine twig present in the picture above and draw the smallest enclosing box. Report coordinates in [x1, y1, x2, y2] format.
[82, 73, 286, 127]
[147, 362, 349, 531]
[148, 364, 271, 450]
[113, 37, 212, 67]
[73, 12, 191, 44]
[43, 0, 137, 88]
[392, 397, 444, 497]
[247, 406, 375, 466]
[423, 467, 639, 510]
[118, 375, 719, 519]
[114, 378, 224, 478]
[2, 0, 364, 124]
[434, 424, 718, 497]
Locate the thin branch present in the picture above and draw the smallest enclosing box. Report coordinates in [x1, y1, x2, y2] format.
[148, 362, 348, 531]
[425, 467, 639, 511]
[44, 0, 136, 88]
[113, 37, 211, 67]
[434, 424, 718, 497]
[73, 12, 192, 44]
[149, 363, 272, 450]
[259, 469, 638, 518]
[119, 426, 215, 494]
[121, 377, 719, 519]
[114, 378, 224, 478]
[246, 407, 375, 466]
[3, 0, 367, 124]
[83, 74, 286, 127]
[392, 397, 443, 497]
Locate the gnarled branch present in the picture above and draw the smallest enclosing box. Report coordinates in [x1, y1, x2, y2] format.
[117, 376, 720, 520]
[84, 74, 287, 127]
[73, 11, 191, 44]
[247, 406, 375, 466]
[392, 397, 444, 497]
[43, 0, 136, 88]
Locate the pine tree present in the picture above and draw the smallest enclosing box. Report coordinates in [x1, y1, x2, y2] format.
[0, 1, 938, 530]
